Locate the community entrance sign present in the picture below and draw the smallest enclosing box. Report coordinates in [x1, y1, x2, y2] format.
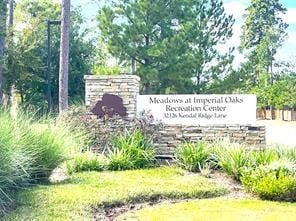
[137, 94, 256, 125]
[85, 76, 265, 154]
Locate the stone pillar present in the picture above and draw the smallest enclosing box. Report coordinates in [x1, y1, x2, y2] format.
[84, 75, 140, 119]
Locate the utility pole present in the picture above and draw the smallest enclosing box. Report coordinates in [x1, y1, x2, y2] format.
[59, 0, 70, 113]
[8, 0, 13, 26]
[0, 0, 8, 105]
[46, 20, 61, 112]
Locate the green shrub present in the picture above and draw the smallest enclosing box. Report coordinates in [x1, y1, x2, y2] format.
[66, 153, 107, 174]
[23, 125, 81, 180]
[57, 107, 162, 154]
[241, 161, 296, 201]
[108, 130, 155, 170]
[274, 146, 296, 162]
[249, 149, 278, 167]
[0, 111, 33, 212]
[107, 149, 134, 171]
[56, 106, 93, 152]
[0, 109, 82, 213]
[176, 141, 211, 172]
[212, 141, 251, 181]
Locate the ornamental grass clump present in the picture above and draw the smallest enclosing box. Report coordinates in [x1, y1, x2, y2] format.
[176, 141, 211, 172]
[211, 141, 251, 181]
[274, 146, 296, 163]
[0, 109, 82, 214]
[107, 129, 155, 170]
[66, 153, 108, 174]
[248, 148, 279, 167]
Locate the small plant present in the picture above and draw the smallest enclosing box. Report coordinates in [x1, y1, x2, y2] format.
[66, 153, 107, 174]
[107, 129, 155, 170]
[212, 141, 251, 181]
[249, 149, 278, 167]
[107, 149, 134, 171]
[241, 160, 296, 201]
[274, 146, 296, 162]
[199, 162, 213, 178]
[176, 141, 211, 172]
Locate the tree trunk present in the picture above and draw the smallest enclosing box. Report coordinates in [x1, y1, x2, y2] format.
[131, 58, 135, 74]
[0, 0, 7, 105]
[8, 0, 13, 26]
[6, 0, 14, 106]
[195, 71, 201, 94]
[59, 0, 70, 113]
[143, 82, 150, 94]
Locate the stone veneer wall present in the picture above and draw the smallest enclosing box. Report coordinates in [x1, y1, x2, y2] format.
[84, 75, 140, 119]
[85, 75, 266, 157]
[154, 125, 265, 157]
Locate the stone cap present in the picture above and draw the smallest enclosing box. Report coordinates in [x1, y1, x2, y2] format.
[84, 74, 140, 81]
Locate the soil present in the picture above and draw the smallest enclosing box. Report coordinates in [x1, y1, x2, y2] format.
[210, 171, 254, 200]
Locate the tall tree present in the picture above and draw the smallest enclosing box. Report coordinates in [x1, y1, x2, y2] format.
[4, 0, 95, 110]
[0, 0, 7, 104]
[239, 0, 288, 87]
[59, 0, 70, 112]
[98, 0, 234, 94]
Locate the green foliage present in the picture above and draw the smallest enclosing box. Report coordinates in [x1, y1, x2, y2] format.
[57, 105, 135, 153]
[3, 0, 96, 110]
[93, 65, 122, 75]
[250, 74, 296, 109]
[274, 146, 296, 163]
[0, 109, 82, 214]
[212, 141, 251, 181]
[56, 105, 93, 151]
[98, 0, 234, 94]
[0, 0, 7, 102]
[176, 141, 211, 172]
[249, 149, 278, 167]
[241, 161, 296, 201]
[108, 130, 155, 170]
[107, 148, 134, 171]
[240, 0, 288, 91]
[65, 153, 107, 175]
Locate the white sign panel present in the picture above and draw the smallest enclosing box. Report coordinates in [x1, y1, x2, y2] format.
[137, 94, 256, 125]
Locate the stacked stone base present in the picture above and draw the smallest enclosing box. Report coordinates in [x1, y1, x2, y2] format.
[153, 124, 265, 157]
[86, 115, 265, 158]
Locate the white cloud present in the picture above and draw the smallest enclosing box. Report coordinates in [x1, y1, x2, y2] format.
[283, 8, 296, 24]
[224, 1, 247, 19]
[286, 32, 296, 44]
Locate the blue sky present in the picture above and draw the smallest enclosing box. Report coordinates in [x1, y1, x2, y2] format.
[72, 0, 296, 67]
[223, 0, 296, 66]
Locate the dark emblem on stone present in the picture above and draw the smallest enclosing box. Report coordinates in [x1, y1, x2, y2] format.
[91, 94, 127, 118]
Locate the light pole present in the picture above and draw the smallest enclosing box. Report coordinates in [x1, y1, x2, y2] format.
[47, 20, 61, 112]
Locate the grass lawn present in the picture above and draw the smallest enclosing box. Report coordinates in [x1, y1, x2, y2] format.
[2, 167, 225, 221]
[119, 199, 296, 221]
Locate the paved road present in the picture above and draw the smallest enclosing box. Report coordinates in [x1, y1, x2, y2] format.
[258, 120, 296, 146]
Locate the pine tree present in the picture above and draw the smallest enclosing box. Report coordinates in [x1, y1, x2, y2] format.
[99, 0, 234, 94]
[240, 0, 288, 86]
